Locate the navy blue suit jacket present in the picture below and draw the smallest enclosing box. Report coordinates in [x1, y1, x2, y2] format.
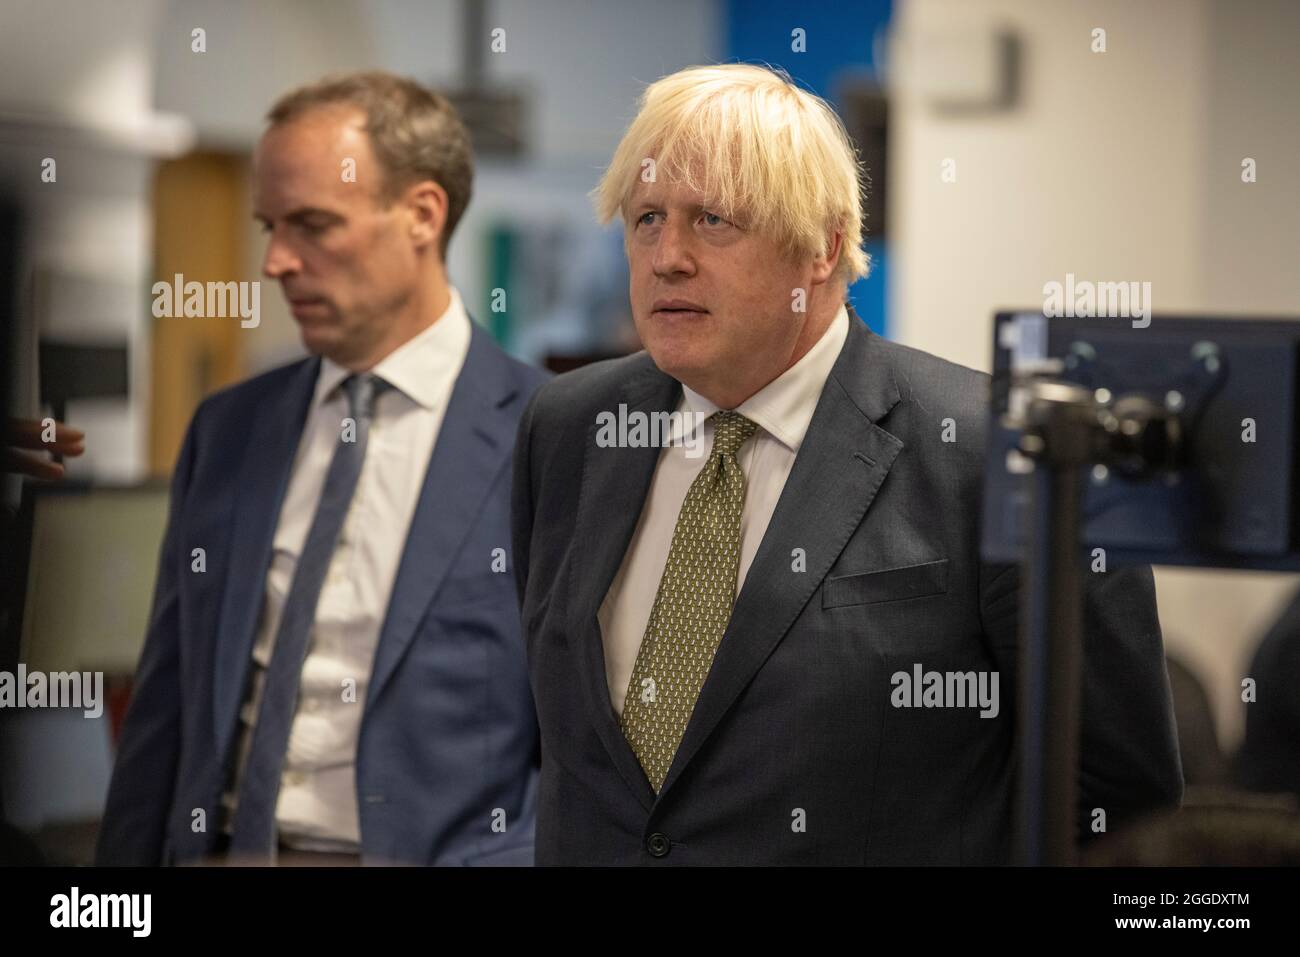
[97, 321, 547, 865]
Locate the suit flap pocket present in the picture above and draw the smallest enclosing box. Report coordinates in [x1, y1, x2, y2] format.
[822, 559, 949, 609]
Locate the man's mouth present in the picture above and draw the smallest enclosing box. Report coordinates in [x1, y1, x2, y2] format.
[288, 296, 328, 318]
[651, 298, 709, 318]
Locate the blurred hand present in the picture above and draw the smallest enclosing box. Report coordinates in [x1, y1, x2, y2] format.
[4, 417, 85, 480]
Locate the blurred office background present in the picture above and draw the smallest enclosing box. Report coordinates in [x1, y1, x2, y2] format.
[2, 0, 1298, 863]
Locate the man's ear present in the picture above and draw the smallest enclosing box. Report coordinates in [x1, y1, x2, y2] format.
[810, 231, 843, 285]
[406, 179, 449, 253]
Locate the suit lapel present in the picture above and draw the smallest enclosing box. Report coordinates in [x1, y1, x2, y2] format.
[657, 314, 904, 799]
[213, 358, 319, 760]
[365, 322, 520, 709]
[567, 358, 680, 812]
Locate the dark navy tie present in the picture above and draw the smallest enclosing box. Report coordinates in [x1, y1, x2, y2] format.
[230, 372, 385, 855]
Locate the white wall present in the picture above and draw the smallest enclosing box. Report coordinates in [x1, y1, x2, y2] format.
[0, 0, 192, 482]
[890, 0, 1300, 748]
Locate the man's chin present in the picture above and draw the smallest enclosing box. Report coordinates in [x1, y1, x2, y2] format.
[645, 343, 716, 386]
[299, 327, 344, 360]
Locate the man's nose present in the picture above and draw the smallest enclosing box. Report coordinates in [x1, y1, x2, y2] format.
[261, 232, 301, 279]
[652, 222, 696, 278]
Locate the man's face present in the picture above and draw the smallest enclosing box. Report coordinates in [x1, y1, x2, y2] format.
[624, 174, 824, 404]
[254, 106, 419, 367]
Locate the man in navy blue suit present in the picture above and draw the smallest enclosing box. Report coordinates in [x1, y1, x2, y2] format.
[97, 72, 546, 866]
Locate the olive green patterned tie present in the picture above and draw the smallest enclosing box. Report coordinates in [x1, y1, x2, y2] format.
[620, 410, 760, 792]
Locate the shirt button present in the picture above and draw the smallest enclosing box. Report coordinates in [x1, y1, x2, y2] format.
[284, 771, 303, 787]
[646, 833, 671, 858]
[303, 698, 319, 713]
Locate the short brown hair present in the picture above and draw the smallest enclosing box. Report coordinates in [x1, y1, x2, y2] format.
[267, 71, 473, 259]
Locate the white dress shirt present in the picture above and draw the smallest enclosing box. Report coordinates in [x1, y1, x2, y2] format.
[222, 287, 473, 852]
[598, 304, 850, 716]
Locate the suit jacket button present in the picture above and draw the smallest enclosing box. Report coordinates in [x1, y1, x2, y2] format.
[647, 833, 670, 858]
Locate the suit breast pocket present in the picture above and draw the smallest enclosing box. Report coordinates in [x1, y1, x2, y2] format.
[821, 559, 950, 609]
[821, 559, 965, 659]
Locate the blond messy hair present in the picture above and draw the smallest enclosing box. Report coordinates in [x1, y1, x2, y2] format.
[594, 63, 869, 284]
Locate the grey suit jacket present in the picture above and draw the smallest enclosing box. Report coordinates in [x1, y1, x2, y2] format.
[512, 309, 1183, 865]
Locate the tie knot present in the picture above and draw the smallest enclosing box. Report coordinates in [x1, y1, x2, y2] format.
[709, 411, 758, 457]
[341, 373, 389, 421]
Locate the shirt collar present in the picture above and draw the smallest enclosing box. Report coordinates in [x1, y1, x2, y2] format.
[313, 286, 472, 410]
[678, 303, 849, 453]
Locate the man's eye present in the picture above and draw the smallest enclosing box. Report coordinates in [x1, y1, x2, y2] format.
[701, 212, 728, 227]
[637, 211, 659, 227]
